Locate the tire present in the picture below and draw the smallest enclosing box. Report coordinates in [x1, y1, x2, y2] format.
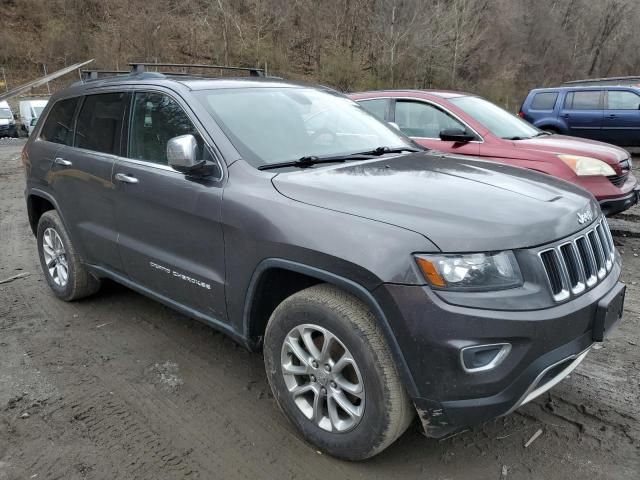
[36, 210, 101, 301]
[263, 283, 414, 460]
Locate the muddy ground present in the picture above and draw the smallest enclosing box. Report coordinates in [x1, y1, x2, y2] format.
[0, 138, 638, 479]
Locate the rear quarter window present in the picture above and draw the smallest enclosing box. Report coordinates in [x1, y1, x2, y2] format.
[39, 97, 80, 145]
[530, 92, 558, 110]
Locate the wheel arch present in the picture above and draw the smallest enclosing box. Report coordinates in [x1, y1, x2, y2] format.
[242, 258, 419, 398]
[26, 190, 59, 236]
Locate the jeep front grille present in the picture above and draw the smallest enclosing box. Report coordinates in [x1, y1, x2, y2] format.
[538, 218, 615, 302]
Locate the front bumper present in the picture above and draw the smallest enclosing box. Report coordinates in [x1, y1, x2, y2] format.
[599, 187, 639, 216]
[374, 265, 623, 438]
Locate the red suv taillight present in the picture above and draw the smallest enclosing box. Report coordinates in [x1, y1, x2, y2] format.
[517, 111, 525, 118]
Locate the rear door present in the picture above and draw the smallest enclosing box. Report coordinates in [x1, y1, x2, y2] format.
[391, 99, 480, 154]
[46, 92, 126, 273]
[602, 88, 640, 146]
[113, 89, 227, 320]
[560, 89, 604, 140]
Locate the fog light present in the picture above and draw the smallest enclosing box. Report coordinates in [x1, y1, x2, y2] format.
[460, 343, 511, 373]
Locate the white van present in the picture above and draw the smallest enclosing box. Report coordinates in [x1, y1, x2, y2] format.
[0, 100, 18, 137]
[19, 98, 49, 136]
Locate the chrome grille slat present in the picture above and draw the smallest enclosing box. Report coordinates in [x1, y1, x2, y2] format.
[538, 218, 615, 302]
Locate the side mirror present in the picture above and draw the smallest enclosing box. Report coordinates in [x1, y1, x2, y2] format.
[167, 134, 219, 178]
[439, 128, 476, 143]
[167, 134, 199, 172]
[30, 118, 38, 126]
[388, 121, 400, 130]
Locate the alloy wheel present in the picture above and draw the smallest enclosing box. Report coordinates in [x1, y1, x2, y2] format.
[280, 324, 365, 433]
[42, 227, 68, 287]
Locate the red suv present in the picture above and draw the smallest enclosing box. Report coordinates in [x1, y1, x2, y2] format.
[350, 90, 639, 216]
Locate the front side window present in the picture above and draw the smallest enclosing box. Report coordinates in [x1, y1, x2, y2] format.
[449, 96, 539, 140]
[194, 87, 411, 168]
[40, 97, 79, 145]
[565, 90, 602, 110]
[358, 99, 388, 121]
[75, 93, 127, 155]
[395, 101, 466, 138]
[129, 92, 207, 165]
[606, 90, 640, 110]
[531, 92, 558, 110]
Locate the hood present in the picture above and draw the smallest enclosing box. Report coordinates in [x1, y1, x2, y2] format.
[272, 152, 599, 252]
[513, 134, 628, 166]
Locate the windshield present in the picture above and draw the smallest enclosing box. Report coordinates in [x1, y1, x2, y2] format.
[195, 87, 412, 167]
[449, 96, 540, 139]
[0, 108, 12, 120]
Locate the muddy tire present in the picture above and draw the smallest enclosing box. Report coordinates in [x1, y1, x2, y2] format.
[263, 283, 414, 461]
[36, 210, 101, 301]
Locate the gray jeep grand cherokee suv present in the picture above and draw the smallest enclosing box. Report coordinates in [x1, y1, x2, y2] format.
[22, 69, 625, 460]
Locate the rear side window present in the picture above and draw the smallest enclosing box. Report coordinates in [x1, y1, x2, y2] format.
[75, 93, 128, 155]
[128, 92, 206, 165]
[606, 90, 640, 110]
[358, 99, 388, 121]
[40, 97, 79, 145]
[530, 92, 558, 110]
[564, 91, 602, 110]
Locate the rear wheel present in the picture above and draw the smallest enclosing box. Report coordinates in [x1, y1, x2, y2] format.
[263, 284, 414, 460]
[37, 210, 101, 301]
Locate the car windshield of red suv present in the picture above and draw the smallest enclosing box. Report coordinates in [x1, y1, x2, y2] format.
[450, 96, 544, 141]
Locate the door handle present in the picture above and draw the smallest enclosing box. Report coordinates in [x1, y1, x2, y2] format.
[606, 114, 617, 119]
[561, 114, 570, 119]
[54, 157, 72, 166]
[115, 173, 139, 184]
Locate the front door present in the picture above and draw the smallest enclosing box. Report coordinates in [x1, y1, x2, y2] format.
[392, 100, 480, 155]
[113, 90, 227, 321]
[602, 89, 640, 146]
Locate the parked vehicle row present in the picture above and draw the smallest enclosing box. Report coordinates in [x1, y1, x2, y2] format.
[22, 66, 626, 460]
[0, 98, 50, 138]
[0, 100, 18, 137]
[351, 90, 639, 216]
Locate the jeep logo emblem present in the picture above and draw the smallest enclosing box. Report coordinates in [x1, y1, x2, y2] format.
[577, 209, 593, 225]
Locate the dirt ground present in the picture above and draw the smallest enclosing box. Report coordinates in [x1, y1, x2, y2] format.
[0, 138, 638, 480]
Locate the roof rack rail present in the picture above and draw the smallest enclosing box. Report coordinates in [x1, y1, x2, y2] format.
[562, 75, 640, 86]
[128, 62, 265, 77]
[81, 70, 130, 81]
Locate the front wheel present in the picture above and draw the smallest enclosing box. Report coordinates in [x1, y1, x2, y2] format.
[263, 284, 414, 460]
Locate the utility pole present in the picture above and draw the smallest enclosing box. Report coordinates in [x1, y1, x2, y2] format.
[1, 67, 7, 92]
[43, 64, 51, 95]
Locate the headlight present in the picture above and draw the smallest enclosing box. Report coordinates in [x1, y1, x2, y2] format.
[415, 251, 522, 291]
[558, 155, 616, 176]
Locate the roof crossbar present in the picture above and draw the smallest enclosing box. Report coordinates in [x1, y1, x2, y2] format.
[81, 70, 130, 81]
[128, 63, 265, 77]
[562, 75, 640, 86]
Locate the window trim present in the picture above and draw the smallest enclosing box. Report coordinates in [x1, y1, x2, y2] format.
[378, 97, 483, 143]
[122, 87, 225, 182]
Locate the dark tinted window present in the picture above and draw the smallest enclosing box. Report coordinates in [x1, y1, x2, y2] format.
[531, 92, 558, 110]
[75, 93, 127, 155]
[358, 99, 388, 121]
[564, 90, 601, 110]
[40, 97, 79, 145]
[129, 92, 206, 165]
[607, 90, 640, 110]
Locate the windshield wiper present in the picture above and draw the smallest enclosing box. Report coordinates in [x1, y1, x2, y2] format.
[257, 146, 420, 171]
